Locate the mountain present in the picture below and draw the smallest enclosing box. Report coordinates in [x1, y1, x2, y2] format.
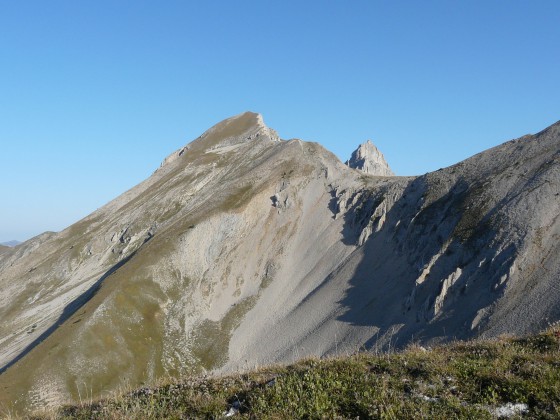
[0, 240, 21, 247]
[345, 139, 394, 176]
[1, 112, 559, 413]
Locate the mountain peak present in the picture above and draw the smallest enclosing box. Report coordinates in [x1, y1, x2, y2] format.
[346, 140, 394, 176]
[196, 111, 279, 148]
[159, 112, 280, 168]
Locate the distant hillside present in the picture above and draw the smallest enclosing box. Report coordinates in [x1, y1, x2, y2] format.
[0, 240, 21, 247]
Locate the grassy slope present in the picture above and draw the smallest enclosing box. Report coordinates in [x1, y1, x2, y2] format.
[21, 327, 560, 419]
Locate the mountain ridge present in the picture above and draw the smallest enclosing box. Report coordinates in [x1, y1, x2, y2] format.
[1, 113, 559, 413]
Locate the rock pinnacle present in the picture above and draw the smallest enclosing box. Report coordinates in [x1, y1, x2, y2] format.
[346, 140, 394, 176]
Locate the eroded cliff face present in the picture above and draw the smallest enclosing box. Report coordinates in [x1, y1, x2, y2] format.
[1, 113, 559, 412]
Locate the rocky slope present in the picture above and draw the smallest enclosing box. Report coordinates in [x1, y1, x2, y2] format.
[0, 112, 559, 413]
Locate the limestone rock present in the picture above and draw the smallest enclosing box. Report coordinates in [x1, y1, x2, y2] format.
[346, 140, 394, 176]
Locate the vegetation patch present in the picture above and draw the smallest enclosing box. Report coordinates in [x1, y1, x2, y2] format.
[191, 112, 259, 152]
[23, 327, 560, 419]
[217, 185, 254, 213]
[191, 296, 258, 371]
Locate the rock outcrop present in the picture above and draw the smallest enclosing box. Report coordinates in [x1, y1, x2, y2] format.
[346, 139, 394, 176]
[1, 112, 559, 414]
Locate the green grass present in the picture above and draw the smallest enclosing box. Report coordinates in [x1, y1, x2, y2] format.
[217, 185, 254, 213]
[24, 327, 560, 419]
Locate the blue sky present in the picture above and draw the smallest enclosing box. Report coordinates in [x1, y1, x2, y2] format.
[1, 1, 559, 242]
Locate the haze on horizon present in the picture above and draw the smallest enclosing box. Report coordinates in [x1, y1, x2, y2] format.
[1, 1, 559, 243]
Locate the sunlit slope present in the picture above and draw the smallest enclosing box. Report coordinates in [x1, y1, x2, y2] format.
[0, 112, 364, 410]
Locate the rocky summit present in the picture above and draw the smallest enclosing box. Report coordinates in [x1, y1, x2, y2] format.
[1, 112, 559, 413]
[346, 139, 394, 176]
